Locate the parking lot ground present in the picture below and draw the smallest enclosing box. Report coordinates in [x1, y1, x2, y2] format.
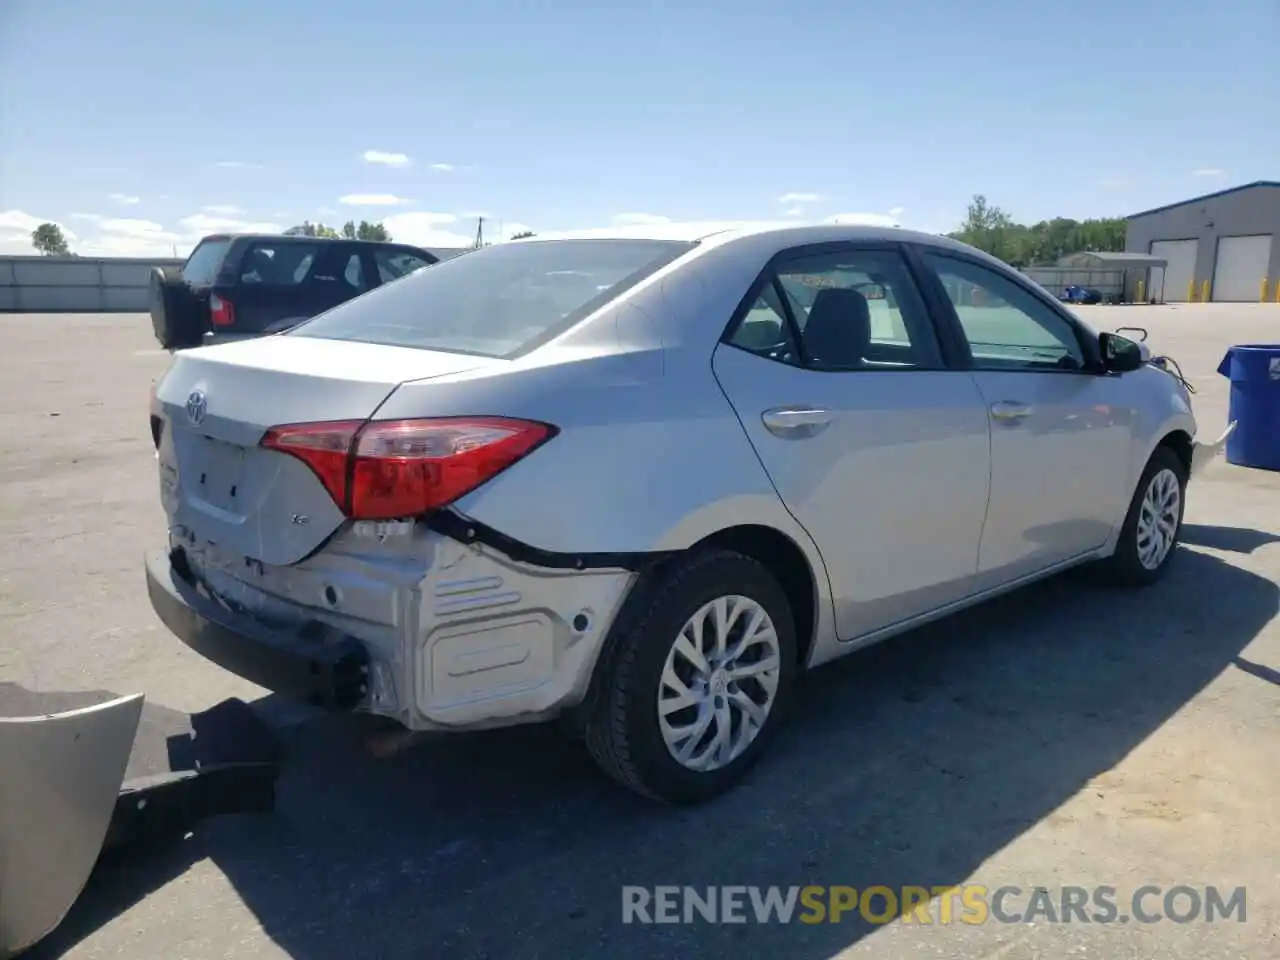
[2, 307, 1278, 959]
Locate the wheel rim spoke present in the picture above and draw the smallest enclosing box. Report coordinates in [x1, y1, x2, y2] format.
[657, 594, 783, 773]
[1135, 468, 1181, 570]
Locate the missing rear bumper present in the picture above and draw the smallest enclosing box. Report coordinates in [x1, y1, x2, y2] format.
[145, 549, 370, 711]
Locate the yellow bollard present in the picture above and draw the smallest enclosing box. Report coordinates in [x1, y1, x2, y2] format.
[1202, 279, 1211, 302]
[1263, 278, 1270, 303]
[1187, 279, 1196, 302]
[1136, 279, 1145, 302]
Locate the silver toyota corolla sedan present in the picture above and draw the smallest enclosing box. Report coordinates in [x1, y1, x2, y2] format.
[145, 222, 1225, 803]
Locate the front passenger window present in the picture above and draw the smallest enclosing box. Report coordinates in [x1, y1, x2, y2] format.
[923, 253, 1087, 372]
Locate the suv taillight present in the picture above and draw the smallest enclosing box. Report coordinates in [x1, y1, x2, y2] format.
[210, 294, 235, 327]
[260, 417, 556, 520]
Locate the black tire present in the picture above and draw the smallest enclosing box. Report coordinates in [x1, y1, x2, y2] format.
[1096, 445, 1187, 587]
[583, 549, 798, 804]
[150, 268, 203, 350]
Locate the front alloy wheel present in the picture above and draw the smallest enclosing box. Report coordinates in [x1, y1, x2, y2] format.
[1136, 467, 1181, 571]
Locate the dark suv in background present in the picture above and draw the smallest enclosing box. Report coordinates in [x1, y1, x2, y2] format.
[150, 233, 440, 350]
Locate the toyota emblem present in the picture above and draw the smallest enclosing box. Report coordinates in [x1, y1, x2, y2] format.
[185, 389, 208, 425]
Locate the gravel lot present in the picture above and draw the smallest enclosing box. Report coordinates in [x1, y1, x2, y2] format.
[2, 306, 1278, 959]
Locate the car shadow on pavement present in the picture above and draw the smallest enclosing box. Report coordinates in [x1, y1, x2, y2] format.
[1180, 522, 1280, 555]
[35, 546, 1277, 960]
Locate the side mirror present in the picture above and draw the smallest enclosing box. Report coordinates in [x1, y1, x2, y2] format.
[1100, 332, 1143, 373]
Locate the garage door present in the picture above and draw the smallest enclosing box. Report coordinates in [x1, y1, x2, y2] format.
[1149, 239, 1198, 302]
[1212, 234, 1273, 302]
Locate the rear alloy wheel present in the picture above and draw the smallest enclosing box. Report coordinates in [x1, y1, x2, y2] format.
[1098, 445, 1187, 587]
[584, 550, 798, 803]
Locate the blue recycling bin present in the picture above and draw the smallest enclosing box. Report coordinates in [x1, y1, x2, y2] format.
[1217, 344, 1280, 471]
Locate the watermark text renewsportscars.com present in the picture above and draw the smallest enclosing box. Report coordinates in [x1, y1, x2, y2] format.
[622, 885, 1247, 925]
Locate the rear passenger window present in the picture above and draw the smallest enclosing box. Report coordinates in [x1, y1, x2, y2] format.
[238, 242, 321, 285]
[727, 248, 941, 370]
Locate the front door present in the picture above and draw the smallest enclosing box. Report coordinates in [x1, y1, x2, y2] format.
[917, 251, 1134, 587]
[712, 244, 992, 641]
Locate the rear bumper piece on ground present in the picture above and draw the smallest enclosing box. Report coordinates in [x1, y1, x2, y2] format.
[145, 548, 370, 711]
[0, 694, 143, 958]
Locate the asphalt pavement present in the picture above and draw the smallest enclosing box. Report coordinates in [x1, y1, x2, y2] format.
[1, 306, 1277, 959]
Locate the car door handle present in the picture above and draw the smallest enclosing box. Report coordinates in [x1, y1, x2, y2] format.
[761, 406, 833, 439]
[990, 401, 1033, 421]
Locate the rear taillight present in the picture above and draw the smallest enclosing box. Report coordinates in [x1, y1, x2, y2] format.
[210, 294, 235, 328]
[260, 417, 555, 521]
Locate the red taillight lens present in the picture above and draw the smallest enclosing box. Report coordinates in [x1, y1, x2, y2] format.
[210, 294, 235, 327]
[260, 417, 554, 521]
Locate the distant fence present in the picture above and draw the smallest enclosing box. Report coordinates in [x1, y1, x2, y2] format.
[1021, 266, 1139, 303]
[0, 255, 184, 313]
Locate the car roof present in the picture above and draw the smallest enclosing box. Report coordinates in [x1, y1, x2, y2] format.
[513, 219, 939, 246]
[203, 233, 426, 248]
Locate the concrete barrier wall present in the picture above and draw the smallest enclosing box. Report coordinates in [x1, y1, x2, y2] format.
[0, 256, 184, 312]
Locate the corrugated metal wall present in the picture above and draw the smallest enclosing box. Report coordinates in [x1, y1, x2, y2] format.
[0, 256, 184, 312]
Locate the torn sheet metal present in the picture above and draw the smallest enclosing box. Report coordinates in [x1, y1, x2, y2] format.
[0, 694, 144, 959]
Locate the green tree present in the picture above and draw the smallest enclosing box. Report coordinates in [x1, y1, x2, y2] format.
[341, 220, 357, 240]
[510, 230, 535, 240]
[31, 222, 70, 256]
[948, 195, 1127, 266]
[285, 221, 340, 239]
[356, 221, 391, 241]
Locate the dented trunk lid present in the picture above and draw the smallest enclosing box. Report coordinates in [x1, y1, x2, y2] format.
[155, 335, 496, 566]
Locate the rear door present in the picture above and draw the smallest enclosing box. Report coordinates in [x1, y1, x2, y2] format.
[711, 242, 992, 641]
[914, 248, 1135, 586]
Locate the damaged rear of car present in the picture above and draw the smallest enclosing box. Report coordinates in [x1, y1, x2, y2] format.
[145, 237, 697, 732]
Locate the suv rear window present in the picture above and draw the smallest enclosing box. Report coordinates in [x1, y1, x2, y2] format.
[289, 239, 695, 358]
[181, 238, 230, 286]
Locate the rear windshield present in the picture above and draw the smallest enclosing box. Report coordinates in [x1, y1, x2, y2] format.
[181, 238, 231, 286]
[288, 239, 695, 358]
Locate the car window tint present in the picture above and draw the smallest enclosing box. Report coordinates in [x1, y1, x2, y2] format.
[767, 248, 941, 370]
[181, 238, 230, 286]
[342, 253, 367, 291]
[239, 242, 321, 285]
[290, 239, 695, 359]
[375, 249, 432, 283]
[923, 253, 1086, 371]
[726, 280, 800, 364]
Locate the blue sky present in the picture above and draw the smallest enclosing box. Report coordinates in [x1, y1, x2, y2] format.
[1, 0, 1275, 256]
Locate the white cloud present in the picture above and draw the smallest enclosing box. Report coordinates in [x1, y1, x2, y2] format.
[783, 206, 804, 217]
[109, 193, 141, 206]
[213, 160, 263, 169]
[778, 192, 824, 205]
[1191, 167, 1223, 177]
[339, 193, 414, 207]
[429, 163, 455, 172]
[202, 204, 246, 216]
[362, 150, 411, 168]
[381, 211, 475, 248]
[888, 206, 905, 217]
[612, 212, 672, 225]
